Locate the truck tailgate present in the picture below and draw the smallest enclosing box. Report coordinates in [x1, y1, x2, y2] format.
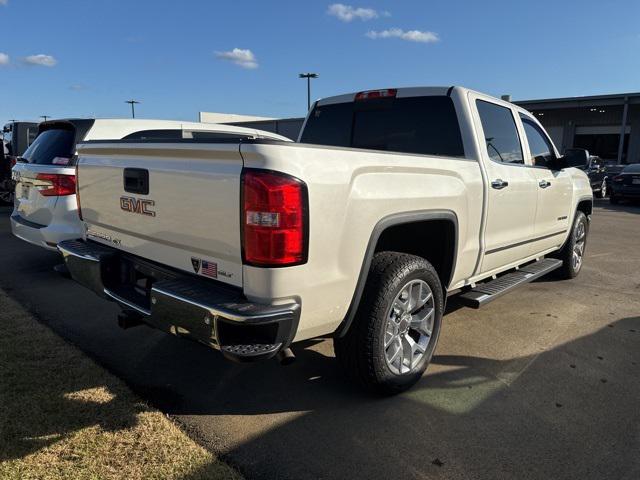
[76, 142, 244, 287]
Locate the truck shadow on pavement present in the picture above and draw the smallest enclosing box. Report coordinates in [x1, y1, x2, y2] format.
[142, 317, 640, 480]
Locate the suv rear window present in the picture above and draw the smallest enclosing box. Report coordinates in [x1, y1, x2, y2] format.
[22, 128, 75, 165]
[300, 96, 465, 157]
[623, 163, 640, 173]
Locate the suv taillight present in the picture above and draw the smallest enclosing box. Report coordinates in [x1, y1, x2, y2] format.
[613, 175, 623, 182]
[35, 173, 76, 197]
[241, 169, 308, 267]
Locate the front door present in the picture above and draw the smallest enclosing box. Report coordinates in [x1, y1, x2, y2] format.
[471, 95, 539, 273]
[518, 114, 573, 253]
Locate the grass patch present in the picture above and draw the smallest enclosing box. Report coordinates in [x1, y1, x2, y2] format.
[0, 290, 240, 480]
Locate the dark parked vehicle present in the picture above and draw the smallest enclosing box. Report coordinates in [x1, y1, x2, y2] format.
[604, 163, 625, 192]
[1, 122, 38, 204]
[564, 148, 609, 198]
[610, 163, 640, 204]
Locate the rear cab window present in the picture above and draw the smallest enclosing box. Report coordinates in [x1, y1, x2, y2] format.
[300, 95, 465, 158]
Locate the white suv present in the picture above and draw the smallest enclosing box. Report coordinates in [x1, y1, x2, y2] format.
[11, 118, 290, 250]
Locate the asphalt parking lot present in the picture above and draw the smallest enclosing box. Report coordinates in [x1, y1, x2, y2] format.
[1, 200, 639, 480]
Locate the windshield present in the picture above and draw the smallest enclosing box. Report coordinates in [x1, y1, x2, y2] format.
[22, 128, 75, 165]
[301, 96, 465, 158]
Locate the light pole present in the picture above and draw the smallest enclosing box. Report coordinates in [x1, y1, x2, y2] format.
[40, 115, 50, 122]
[125, 100, 140, 118]
[298, 73, 318, 111]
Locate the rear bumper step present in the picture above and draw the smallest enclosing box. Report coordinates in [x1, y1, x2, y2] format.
[458, 258, 562, 308]
[58, 239, 300, 362]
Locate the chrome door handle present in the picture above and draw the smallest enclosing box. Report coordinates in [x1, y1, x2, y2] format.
[491, 179, 509, 190]
[539, 180, 551, 189]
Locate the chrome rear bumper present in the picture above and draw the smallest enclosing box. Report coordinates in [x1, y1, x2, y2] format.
[58, 239, 300, 362]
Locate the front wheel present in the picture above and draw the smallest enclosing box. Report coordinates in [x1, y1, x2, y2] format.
[552, 211, 588, 279]
[334, 252, 444, 395]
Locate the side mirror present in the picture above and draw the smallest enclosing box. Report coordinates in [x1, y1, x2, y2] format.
[562, 148, 589, 169]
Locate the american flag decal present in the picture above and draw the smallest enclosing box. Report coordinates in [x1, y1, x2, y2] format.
[201, 260, 218, 278]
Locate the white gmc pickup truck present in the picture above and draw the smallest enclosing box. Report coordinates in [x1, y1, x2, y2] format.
[59, 87, 593, 394]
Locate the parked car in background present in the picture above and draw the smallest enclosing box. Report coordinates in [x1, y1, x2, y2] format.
[609, 163, 640, 204]
[1, 121, 38, 204]
[565, 149, 609, 198]
[59, 87, 592, 394]
[604, 163, 626, 192]
[11, 119, 290, 251]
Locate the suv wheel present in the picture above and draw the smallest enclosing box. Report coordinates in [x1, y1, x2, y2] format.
[334, 252, 443, 395]
[552, 211, 588, 279]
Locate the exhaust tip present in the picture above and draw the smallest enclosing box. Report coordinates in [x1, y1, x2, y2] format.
[276, 347, 296, 366]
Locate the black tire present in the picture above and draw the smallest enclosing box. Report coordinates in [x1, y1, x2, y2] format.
[334, 252, 444, 395]
[595, 180, 606, 198]
[551, 211, 589, 279]
[610, 194, 620, 205]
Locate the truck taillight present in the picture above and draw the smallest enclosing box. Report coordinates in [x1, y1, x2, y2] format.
[75, 164, 82, 220]
[241, 169, 308, 267]
[35, 173, 76, 197]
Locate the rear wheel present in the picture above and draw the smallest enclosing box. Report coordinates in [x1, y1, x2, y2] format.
[334, 252, 444, 395]
[552, 211, 588, 279]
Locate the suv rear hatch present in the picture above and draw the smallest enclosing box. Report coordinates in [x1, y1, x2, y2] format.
[76, 141, 244, 287]
[13, 120, 93, 226]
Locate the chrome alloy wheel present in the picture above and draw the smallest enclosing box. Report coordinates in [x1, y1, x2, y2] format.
[600, 180, 607, 197]
[384, 279, 435, 375]
[573, 220, 586, 272]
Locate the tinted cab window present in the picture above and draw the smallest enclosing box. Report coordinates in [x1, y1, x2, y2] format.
[519, 115, 555, 167]
[476, 100, 523, 164]
[301, 96, 465, 157]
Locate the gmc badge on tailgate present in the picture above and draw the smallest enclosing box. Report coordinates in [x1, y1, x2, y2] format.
[120, 196, 156, 217]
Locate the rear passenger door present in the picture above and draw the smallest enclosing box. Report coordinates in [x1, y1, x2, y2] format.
[471, 95, 539, 273]
[518, 114, 573, 253]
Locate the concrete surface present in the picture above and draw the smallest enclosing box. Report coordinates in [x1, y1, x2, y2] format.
[1, 200, 639, 480]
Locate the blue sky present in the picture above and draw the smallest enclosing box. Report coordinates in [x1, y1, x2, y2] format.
[1, 0, 639, 125]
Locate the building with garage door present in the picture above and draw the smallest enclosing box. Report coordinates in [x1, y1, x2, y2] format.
[515, 92, 640, 164]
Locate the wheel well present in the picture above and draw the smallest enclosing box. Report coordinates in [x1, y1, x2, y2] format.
[374, 219, 456, 289]
[577, 199, 593, 217]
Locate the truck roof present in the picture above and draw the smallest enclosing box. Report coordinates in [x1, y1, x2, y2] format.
[316, 86, 517, 108]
